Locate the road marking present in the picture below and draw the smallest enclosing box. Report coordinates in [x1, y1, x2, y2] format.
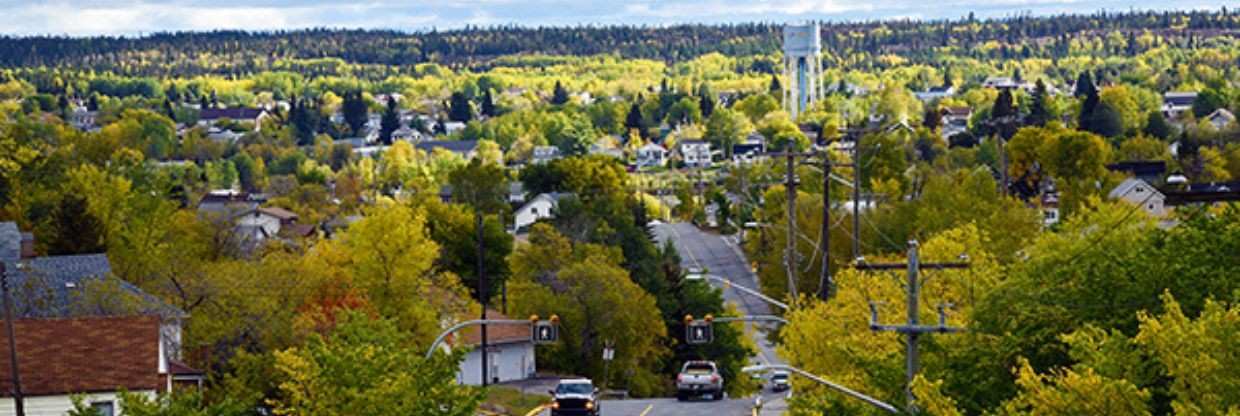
[638, 404, 654, 416]
[523, 404, 551, 416]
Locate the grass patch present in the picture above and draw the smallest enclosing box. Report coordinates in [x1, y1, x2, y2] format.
[482, 386, 551, 415]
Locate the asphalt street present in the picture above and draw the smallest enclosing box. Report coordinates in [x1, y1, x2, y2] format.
[537, 222, 792, 416]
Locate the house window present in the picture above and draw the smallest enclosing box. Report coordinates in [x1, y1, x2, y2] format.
[91, 401, 115, 416]
[1136, 187, 1144, 193]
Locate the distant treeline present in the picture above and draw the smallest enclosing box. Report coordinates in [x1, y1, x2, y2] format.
[0, 9, 1237, 77]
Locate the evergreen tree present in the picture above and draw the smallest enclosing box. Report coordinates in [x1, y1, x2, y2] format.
[87, 94, 99, 111]
[1087, 101, 1124, 138]
[625, 98, 646, 138]
[58, 94, 70, 118]
[1144, 111, 1172, 139]
[47, 195, 106, 256]
[163, 99, 176, 121]
[1013, 67, 1024, 84]
[435, 115, 448, 135]
[769, 75, 782, 95]
[448, 91, 472, 122]
[943, 68, 954, 88]
[550, 80, 570, 105]
[199, 93, 210, 109]
[1078, 77, 1101, 131]
[290, 97, 319, 146]
[210, 89, 219, 108]
[923, 106, 941, 131]
[342, 91, 369, 137]
[992, 88, 1017, 119]
[697, 84, 715, 118]
[480, 88, 496, 117]
[1073, 72, 1095, 98]
[1028, 79, 1052, 126]
[379, 97, 400, 145]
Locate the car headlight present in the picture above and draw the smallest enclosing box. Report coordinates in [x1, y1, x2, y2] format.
[550, 402, 559, 409]
[585, 401, 594, 410]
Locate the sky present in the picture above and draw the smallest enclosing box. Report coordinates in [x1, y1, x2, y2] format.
[0, 0, 1230, 37]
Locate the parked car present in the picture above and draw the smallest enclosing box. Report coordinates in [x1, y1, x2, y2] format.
[676, 360, 724, 401]
[770, 370, 791, 392]
[549, 379, 600, 416]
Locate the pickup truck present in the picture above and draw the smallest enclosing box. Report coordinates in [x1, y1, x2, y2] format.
[549, 379, 600, 416]
[676, 360, 724, 401]
[770, 370, 791, 392]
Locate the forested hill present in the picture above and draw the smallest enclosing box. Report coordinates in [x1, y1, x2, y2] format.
[1, 8, 1238, 76]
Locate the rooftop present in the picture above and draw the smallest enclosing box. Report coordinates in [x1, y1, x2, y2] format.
[0, 315, 163, 397]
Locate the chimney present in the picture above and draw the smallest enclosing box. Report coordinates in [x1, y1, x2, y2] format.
[20, 232, 34, 259]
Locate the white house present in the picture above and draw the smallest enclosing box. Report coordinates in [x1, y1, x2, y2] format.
[0, 315, 203, 416]
[513, 193, 566, 232]
[636, 143, 668, 169]
[1108, 178, 1168, 218]
[234, 206, 299, 239]
[915, 85, 956, 102]
[1040, 193, 1061, 227]
[1162, 92, 1198, 120]
[982, 77, 1020, 89]
[531, 146, 562, 164]
[454, 310, 537, 386]
[679, 140, 713, 168]
[941, 106, 973, 140]
[1206, 108, 1236, 130]
[443, 121, 467, 134]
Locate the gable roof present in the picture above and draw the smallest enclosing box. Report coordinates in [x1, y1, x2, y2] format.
[1207, 108, 1236, 123]
[8, 254, 184, 320]
[457, 310, 532, 346]
[258, 206, 299, 221]
[1106, 160, 1167, 178]
[1108, 177, 1163, 200]
[199, 107, 265, 121]
[0, 315, 162, 397]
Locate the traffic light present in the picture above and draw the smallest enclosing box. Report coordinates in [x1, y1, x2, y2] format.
[531, 315, 559, 345]
[686, 321, 713, 345]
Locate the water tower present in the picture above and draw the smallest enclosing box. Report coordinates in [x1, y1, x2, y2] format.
[782, 23, 823, 119]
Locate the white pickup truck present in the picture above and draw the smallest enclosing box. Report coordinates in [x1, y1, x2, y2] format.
[676, 360, 724, 401]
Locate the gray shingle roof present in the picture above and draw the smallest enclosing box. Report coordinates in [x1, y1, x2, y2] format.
[7, 254, 184, 320]
[416, 140, 478, 154]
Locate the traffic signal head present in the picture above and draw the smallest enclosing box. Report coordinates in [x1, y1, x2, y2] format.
[685, 321, 713, 345]
[532, 320, 558, 345]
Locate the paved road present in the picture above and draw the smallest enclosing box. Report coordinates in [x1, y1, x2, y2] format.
[533, 393, 790, 416]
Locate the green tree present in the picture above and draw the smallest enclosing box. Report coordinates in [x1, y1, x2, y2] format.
[46, 194, 107, 255]
[449, 91, 473, 123]
[705, 108, 752, 158]
[341, 91, 368, 137]
[480, 88, 497, 117]
[734, 94, 780, 123]
[1028, 79, 1053, 127]
[667, 97, 702, 126]
[1143, 111, 1171, 140]
[551, 80, 570, 106]
[379, 97, 400, 145]
[448, 158, 510, 304]
[271, 311, 483, 416]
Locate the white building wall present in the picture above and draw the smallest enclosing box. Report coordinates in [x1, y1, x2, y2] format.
[235, 213, 282, 237]
[0, 391, 156, 416]
[514, 198, 556, 231]
[456, 342, 536, 386]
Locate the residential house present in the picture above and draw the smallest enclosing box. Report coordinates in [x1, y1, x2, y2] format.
[1162, 92, 1198, 120]
[0, 223, 202, 416]
[915, 85, 956, 102]
[513, 193, 568, 232]
[732, 132, 767, 164]
[442, 121, 467, 135]
[1040, 193, 1061, 227]
[234, 206, 308, 240]
[1108, 178, 1168, 218]
[454, 310, 537, 386]
[205, 126, 243, 143]
[940, 106, 973, 140]
[508, 182, 527, 205]
[0, 316, 203, 416]
[1206, 108, 1236, 130]
[1163, 181, 1240, 207]
[1107, 161, 1167, 184]
[68, 107, 98, 132]
[635, 143, 668, 169]
[588, 142, 624, 160]
[197, 108, 268, 132]
[416, 140, 479, 160]
[678, 140, 713, 168]
[530, 146, 562, 164]
[982, 77, 1020, 89]
[392, 125, 422, 143]
[196, 190, 265, 219]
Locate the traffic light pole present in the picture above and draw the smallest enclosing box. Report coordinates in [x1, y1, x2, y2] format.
[689, 273, 788, 311]
[425, 317, 557, 359]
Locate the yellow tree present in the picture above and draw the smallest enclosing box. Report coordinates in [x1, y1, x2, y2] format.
[997, 359, 1151, 416]
[1135, 293, 1240, 415]
[778, 224, 1003, 414]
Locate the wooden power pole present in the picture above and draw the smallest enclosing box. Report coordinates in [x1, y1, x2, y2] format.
[855, 240, 967, 412]
[1, 263, 25, 416]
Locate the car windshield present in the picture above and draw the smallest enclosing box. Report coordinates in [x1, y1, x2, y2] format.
[557, 383, 593, 394]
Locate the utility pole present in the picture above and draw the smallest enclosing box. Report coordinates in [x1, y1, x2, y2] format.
[476, 211, 489, 387]
[856, 240, 967, 412]
[852, 136, 862, 261]
[1, 263, 25, 416]
[817, 152, 833, 300]
[783, 153, 799, 300]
